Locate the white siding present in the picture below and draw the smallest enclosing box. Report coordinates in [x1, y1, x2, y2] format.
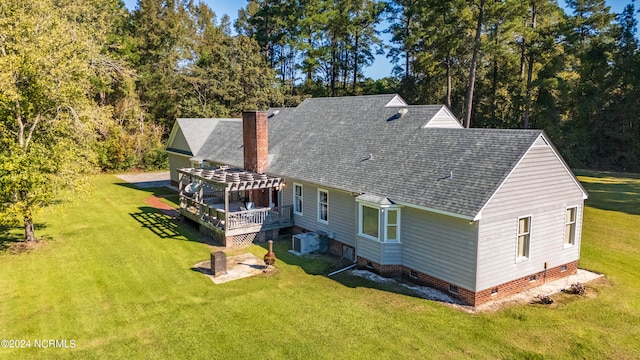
[401, 207, 478, 290]
[168, 128, 191, 153]
[423, 107, 462, 128]
[424, 108, 463, 128]
[476, 143, 585, 290]
[168, 153, 192, 183]
[282, 179, 357, 247]
[381, 242, 402, 264]
[356, 236, 382, 262]
[356, 237, 402, 264]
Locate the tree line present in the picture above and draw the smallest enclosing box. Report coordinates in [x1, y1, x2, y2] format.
[1, 0, 639, 241]
[239, 0, 640, 172]
[0, 0, 280, 241]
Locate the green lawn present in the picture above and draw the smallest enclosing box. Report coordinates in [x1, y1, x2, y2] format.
[0, 173, 639, 359]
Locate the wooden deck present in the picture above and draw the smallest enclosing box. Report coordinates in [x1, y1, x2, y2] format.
[179, 195, 293, 236]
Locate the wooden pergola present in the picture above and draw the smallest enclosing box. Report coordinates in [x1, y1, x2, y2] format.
[177, 166, 292, 239]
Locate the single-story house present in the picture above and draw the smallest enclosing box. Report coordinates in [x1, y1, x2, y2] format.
[166, 94, 588, 306]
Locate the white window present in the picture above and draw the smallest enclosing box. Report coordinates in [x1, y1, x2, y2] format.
[517, 216, 531, 260]
[385, 209, 400, 242]
[565, 207, 577, 246]
[358, 203, 401, 242]
[293, 183, 303, 215]
[318, 189, 328, 224]
[359, 204, 379, 240]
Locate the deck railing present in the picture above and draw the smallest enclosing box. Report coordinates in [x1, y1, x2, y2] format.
[227, 205, 293, 230]
[179, 195, 292, 231]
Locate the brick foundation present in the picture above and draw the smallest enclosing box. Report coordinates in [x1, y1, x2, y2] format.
[329, 239, 355, 261]
[356, 255, 579, 306]
[470, 261, 578, 305]
[357, 258, 403, 278]
[291, 225, 307, 235]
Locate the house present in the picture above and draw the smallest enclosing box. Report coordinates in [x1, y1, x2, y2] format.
[165, 94, 588, 306]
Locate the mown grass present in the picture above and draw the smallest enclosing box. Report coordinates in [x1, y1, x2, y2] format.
[0, 172, 639, 359]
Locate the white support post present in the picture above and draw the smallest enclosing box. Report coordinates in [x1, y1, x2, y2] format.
[224, 186, 230, 236]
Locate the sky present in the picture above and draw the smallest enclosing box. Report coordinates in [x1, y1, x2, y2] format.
[123, 0, 638, 80]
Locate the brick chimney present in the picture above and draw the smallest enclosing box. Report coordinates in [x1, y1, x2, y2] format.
[242, 110, 269, 174]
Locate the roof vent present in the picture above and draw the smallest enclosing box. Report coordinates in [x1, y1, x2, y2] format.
[437, 171, 453, 181]
[268, 109, 281, 118]
[387, 108, 408, 122]
[360, 153, 373, 162]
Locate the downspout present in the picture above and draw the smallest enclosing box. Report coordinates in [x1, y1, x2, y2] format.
[328, 263, 357, 277]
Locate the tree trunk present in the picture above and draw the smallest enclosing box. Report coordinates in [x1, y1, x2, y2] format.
[331, 33, 337, 97]
[353, 31, 359, 95]
[491, 24, 499, 121]
[405, 15, 412, 79]
[99, 91, 106, 106]
[463, 0, 485, 128]
[523, 3, 537, 129]
[24, 217, 36, 242]
[445, 52, 452, 109]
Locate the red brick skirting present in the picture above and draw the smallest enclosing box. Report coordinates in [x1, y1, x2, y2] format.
[469, 261, 578, 306]
[355, 254, 579, 306]
[356, 258, 403, 278]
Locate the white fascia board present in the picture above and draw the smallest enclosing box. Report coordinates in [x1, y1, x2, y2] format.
[539, 133, 589, 200]
[166, 149, 191, 157]
[473, 138, 536, 221]
[473, 133, 588, 221]
[385, 94, 408, 107]
[393, 200, 475, 221]
[438, 106, 463, 127]
[423, 106, 463, 129]
[165, 121, 181, 150]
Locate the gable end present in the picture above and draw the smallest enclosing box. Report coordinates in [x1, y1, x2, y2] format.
[474, 133, 587, 221]
[423, 106, 463, 128]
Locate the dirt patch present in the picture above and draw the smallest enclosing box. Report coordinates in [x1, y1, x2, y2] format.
[144, 196, 178, 218]
[3, 240, 44, 255]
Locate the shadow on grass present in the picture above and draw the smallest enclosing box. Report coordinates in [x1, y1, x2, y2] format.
[0, 223, 49, 253]
[576, 170, 640, 215]
[129, 206, 220, 246]
[256, 240, 426, 301]
[0, 226, 23, 252]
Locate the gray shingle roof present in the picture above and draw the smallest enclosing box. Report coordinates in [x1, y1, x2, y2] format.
[191, 94, 543, 219]
[173, 118, 228, 155]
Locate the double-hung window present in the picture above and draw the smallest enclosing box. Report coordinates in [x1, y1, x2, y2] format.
[318, 189, 329, 224]
[517, 216, 531, 260]
[386, 209, 400, 242]
[565, 207, 577, 246]
[293, 184, 303, 215]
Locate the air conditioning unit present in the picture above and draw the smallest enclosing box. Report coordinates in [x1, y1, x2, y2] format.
[290, 232, 321, 255]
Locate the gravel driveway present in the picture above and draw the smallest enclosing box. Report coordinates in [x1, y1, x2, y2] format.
[115, 171, 176, 190]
